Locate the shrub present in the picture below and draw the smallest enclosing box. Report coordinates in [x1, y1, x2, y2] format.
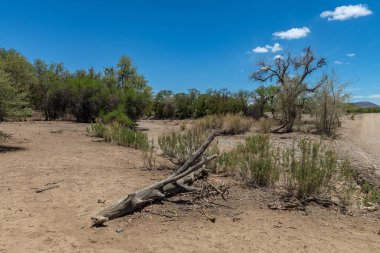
[361, 181, 380, 206]
[110, 126, 149, 150]
[0, 69, 31, 120]
[312, 72, 347, 136]
[87, 123, 108, 138]
[142, 140, 156, 170]
[193, 114, 253, 135]
[346, 107, 380, 114]
[258, 118, 273, 133]
[87, 123, 149, 150]
[283, 140, 338, 198]
[101, 106, 133, 127]
[43, 86, 73, 120]
[158, 128, 206, 164]
[218, 135, 280, 187]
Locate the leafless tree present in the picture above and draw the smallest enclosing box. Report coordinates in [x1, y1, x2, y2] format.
[313, 70, 348, 136]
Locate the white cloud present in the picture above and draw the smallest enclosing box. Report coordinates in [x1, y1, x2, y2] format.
[334, 60, 343, 65]
[321, 4, 373, 21]
[351, 94, 380, 100]
[252, 46, 269, 53]
[271, 43, 283, 53]
[273, 27, 311, 40]
[346, 53, 356, 57]
[368, 94, 380, 99]
[252, 43, 283, 54]
[274, 55, 283, 60]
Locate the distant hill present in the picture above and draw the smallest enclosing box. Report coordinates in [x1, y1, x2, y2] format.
[350, 101, 380, 108]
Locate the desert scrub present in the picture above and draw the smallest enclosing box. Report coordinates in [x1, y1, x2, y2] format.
[100, 106, 133, 127]
[361, 181, 380, 206]
[258, 117, 273, 133]
[87, 123, 149, 150]
[87, 123, 108, 138]
[283, 139, 338, 199]
[142, 140, 156, 170]
[193, 114, 253, 135]
[218, 135, 280, 187]
[158, 127, 207, 164]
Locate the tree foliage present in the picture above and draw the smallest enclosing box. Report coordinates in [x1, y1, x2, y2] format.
[0, 69, 31, 120]
[251, 47, 327, 132]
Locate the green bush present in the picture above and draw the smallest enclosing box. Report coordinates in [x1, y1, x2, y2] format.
[0, 69, 31, 120]
[109, 126, 149, 150]
[101, 106, 133, 127]
[346, 107, 380, 114]
[284, 140, 338, 198]
[218, 135, 280, 187]
[361, 181, 380, 206]
[87, 123, 108, 138]
[158, 128, 206, 164]
[87, 123, 149, 151]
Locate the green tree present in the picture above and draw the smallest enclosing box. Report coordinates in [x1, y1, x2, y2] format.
[0, 69, 31, 120]
[251, 48, 326, 132]
[252, 85, 278, 118]
[154, 90, 173, 119]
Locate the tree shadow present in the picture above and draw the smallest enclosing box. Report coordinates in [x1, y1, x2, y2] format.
[0, 145, 27, 153]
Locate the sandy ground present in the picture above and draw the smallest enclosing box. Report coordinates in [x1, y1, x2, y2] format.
[339, 114, 380, 177]
[0, 120, 379, 252]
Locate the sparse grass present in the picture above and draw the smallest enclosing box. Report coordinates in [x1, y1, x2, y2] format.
[87, 123, 149, 150]
[180, 122, 187, 131]
[339, 158, 357, 180]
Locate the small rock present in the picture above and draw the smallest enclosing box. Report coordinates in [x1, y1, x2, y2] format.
[115, 228, 124, 233]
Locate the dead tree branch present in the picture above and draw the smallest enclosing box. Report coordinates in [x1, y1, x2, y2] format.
[92, 131, 220, 226]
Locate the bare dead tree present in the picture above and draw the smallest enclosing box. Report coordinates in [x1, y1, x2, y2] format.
[250, 47, 327, 132]
[92, 131, 220, 226]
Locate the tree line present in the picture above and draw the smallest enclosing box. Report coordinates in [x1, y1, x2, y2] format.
[0, 47, 347, 135]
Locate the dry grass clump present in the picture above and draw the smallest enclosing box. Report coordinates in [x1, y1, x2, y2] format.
[258, 117, 274, 133]
[193, 114, 253, 135]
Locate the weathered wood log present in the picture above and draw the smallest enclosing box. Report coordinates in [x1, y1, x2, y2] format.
[92, 131, 220, 226]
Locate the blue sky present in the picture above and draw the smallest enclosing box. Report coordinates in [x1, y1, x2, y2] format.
[1, 1, 380, 103]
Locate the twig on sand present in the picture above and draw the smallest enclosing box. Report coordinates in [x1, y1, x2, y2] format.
[34, 179, 64, 193]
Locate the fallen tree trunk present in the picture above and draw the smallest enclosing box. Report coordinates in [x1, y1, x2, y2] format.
[92, 131, 220, 226]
